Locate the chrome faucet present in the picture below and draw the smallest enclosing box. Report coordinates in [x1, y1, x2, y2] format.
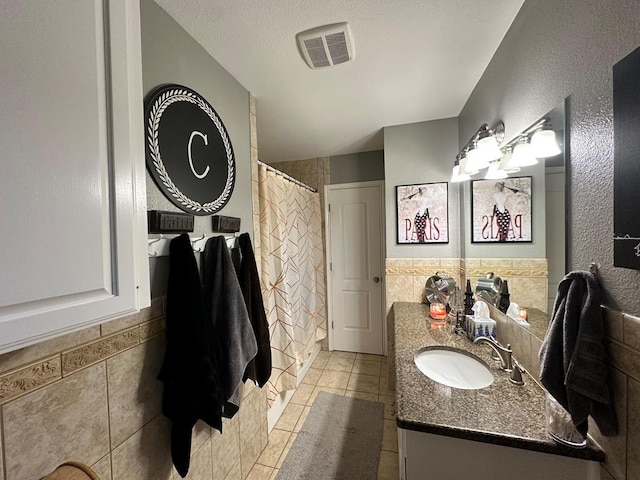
[473, 336, 513, 372]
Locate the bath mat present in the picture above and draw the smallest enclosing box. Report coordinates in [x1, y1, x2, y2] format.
[275, 392, 384, 480]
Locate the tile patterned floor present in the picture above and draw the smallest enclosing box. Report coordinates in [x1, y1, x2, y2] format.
[246, 350, 398, 480]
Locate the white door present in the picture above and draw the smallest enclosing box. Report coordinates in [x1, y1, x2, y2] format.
[0, 0, 148, 354]
[326, 182, 384, 354]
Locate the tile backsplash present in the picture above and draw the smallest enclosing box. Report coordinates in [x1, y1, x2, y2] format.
[465, 258, 548, 313]
[384, 257, 547, 314]
[0, 298, 268, 480]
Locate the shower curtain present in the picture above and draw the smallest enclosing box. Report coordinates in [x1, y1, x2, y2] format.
[258, 164, 327, 403]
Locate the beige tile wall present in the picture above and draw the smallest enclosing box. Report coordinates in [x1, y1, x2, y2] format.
[250, 93, 261, 263]
[384, 258, 465, 315]
[466, 258, 548, 313]
[0, 299, 269, 480]
[268, 157, 330, 210]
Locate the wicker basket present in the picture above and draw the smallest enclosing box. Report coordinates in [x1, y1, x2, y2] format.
[40, 461, 100, 480]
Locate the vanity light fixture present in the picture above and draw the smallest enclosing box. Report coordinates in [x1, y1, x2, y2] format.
[508, 140, 539, 167]
[530, 128, 562, 158]
[484, 160, 508, 179]
[498, 147, 521, 174]
[451, 117, 561, 182]
[459, 154, 479, 176]
[454, 121, 505, 176]
[465, 143, 490, 171]
[476, 134, 504, 162]
[450, 159, 471, 183]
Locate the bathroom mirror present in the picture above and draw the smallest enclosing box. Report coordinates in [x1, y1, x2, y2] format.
[465, 101, 566, 341]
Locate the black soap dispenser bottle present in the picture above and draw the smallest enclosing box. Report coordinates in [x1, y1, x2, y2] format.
[463, 279, 475, 316]
[498, 280, 510, 313]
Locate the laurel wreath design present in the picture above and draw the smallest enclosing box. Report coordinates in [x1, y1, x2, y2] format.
[147, 88, 235, 213]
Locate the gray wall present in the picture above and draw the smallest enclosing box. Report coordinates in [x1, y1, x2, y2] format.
[330, 150, 384, 184]
[383, 118, 460, 259]
[459, 0, 640, 315]
[141, 0, 252, 297]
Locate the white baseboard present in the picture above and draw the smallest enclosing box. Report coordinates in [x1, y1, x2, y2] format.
[267, 342, 321, 432]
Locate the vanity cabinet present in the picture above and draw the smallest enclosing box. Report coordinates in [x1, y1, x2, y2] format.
[0, 0, 149, 354]
[391, 302, 604, 480]
[398, 428, 600, 480]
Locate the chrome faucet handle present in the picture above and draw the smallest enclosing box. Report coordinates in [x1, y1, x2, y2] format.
[473, 336, 513, 371]
[509, 359, 524, 386]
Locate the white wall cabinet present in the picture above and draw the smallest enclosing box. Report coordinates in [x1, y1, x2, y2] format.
[0, 0, 149, 354]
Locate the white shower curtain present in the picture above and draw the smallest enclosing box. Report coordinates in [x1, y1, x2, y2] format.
[258, 164, 327, 403]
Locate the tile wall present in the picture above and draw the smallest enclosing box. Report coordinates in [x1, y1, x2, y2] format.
[267, 157, 330, 213]
[465, 258, 548, 313]
[0, 300, 269, 480]
[384, 257, 548, 315]
[250, 94, 261, 262]
[384, 258, 465, 315]
[587, 307, 640, 479]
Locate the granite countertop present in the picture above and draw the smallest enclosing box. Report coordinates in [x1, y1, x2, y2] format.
[392, 302, 604, 462]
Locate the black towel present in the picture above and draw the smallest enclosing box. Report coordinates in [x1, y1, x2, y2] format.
[539, 271, 617, 437]
[158, 234, 223, 478]
[237, 232, 272, 387]
[203, 236, 258, 418]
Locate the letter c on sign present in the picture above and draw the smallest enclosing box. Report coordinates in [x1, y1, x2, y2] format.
[188, 131, 210, 179]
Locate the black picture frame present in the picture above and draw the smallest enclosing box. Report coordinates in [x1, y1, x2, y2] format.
[471, 176, 533, 243]
[396, 182, 449, 244]
[613, 44, 640, 269]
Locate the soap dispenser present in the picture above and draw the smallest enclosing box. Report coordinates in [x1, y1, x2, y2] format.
[463, 279, 475, 315]
[498, 280, 510, 313]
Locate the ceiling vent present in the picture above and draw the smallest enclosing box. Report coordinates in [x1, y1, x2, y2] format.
[296, 22, 355, 69]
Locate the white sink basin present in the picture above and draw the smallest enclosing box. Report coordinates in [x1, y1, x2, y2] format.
[414, 347, 493, 390]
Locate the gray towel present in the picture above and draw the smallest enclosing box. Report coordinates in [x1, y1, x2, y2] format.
[203, 236, 258, 418]
[539, 271, 617, 436]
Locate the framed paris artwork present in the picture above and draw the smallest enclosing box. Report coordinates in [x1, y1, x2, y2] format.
[471, 177, 532, 243]
[396, 182, 448, 244]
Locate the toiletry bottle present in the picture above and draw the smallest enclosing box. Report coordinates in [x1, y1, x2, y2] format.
[498, 280, 510, 313]
[464, 279, 475, 316]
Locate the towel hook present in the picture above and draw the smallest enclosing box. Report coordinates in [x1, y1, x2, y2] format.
[589, 261, 600, 276]
[148, 234, 164, 246]
[148, 234, 164, 257]
[190, 234, 207, 253]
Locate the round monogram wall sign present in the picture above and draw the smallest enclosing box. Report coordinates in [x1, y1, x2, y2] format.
[144, 84, 235, 215]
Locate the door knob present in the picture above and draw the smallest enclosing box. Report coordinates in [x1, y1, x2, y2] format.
[373, 276, 381, 283]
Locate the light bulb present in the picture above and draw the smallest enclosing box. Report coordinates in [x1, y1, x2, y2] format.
[477, 135, 503, 162]
[484, 161, 508, 179]
[466, 147, 490, 171]
[499, 150, 521, 174]
[509, 142, 538, 167]
[530, 129, 561, 158]
[460, 155, 479, 175]
[450, 164, 471, 183]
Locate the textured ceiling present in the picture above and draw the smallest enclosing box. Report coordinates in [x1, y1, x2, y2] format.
[153, 0, 524, 162]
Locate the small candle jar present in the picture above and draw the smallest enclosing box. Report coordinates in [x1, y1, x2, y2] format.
[429, 302, 447, 320]
[518, 308, 528, 321]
